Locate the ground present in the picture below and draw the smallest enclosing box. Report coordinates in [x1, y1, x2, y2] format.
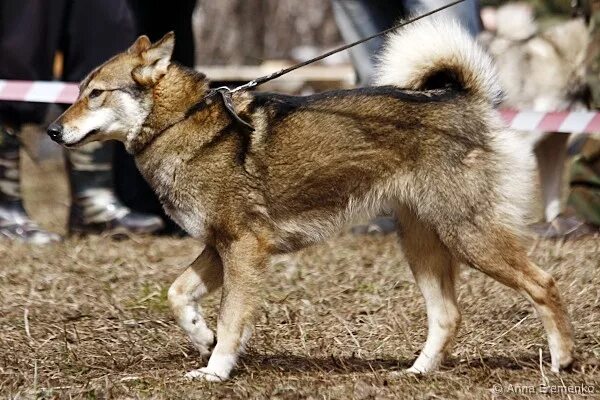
[1, 157, 599, 399]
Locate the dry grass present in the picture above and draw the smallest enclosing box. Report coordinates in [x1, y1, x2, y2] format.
[0, 158, 599, 399]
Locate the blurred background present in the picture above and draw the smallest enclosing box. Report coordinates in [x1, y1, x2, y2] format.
[3, 0, 598, 240]
[192, 0, 572, 66]
[0, 0, 596, 243]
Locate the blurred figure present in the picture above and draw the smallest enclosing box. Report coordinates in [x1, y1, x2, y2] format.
[127, 0, 197, 67]
[0, 0, 164, 243]
[112, 0, 197, 234]
[331, 0, 480, 85]
[481, 2, 598, 238]
[564, 0, 600, 236]
[479, 3, 592, 237]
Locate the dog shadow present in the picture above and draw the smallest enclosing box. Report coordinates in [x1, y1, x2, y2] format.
[239, 352, 409, 374]
[237, 352, 543, 375]
[169, 346, 548, 377]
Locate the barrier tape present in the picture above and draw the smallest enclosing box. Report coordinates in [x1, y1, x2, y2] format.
[500, 110, 600, 134]
[1, 79, 599, 133]
[0, 80, 78, 104]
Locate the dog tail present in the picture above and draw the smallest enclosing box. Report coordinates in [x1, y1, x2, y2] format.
[375, 17, 502, 105]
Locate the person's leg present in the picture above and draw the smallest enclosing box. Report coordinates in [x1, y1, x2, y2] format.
[567, 138, 600, 228]
[537, 0, 600, 238]
[0, 125, 61, 243]
[331, 0, 404, 85]
[567, 0, 600, 230]
[127, 0, 196, 67]
[0, 0, 64, 243]
[116, 0, 197, 233]
[66, 142, 163, 235]
[405, 0, 481, 36]
[62, 0, 163, 235]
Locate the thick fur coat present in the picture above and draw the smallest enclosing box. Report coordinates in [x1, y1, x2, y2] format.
[49, 19, 574, 381]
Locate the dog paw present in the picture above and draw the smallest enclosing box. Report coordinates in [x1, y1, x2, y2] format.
[185, 367, 228, 382]
[405, 353, 443, 374]
[189, 331, 216, 357]
[388, 366, 427, 376]
[551, 358, 575, 373]
[405, 366, 426, 374]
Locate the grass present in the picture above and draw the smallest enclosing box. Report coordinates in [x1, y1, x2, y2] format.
[0, 158, 598, 399]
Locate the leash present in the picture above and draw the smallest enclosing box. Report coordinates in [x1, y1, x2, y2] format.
[207, 0, 466, 131]
[132, 0, 467, 151]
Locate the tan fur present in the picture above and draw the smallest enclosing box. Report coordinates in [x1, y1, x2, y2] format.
[51, 23, 575, 381]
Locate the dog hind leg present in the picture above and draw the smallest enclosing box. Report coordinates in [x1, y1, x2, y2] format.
[442, 222, 575, 372]
[396, 207, 461, 374]
[168, 246, 223, 357]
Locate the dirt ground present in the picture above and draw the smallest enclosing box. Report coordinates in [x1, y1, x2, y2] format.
[1, 157, 599, 399]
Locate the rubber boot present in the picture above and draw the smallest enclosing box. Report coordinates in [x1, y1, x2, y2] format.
[0, 124, 61, 244]
[66, 141, 164, 235]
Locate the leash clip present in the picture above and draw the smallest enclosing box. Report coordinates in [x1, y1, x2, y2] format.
[214, 87, 255, 132]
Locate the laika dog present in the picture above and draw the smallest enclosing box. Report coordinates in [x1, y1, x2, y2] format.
[48, 19, 575, 381]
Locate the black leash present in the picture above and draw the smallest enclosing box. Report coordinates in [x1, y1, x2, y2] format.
[177, 0, 466, 135]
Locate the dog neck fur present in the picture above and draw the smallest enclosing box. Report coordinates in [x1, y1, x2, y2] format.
[127, 64, 210, 154]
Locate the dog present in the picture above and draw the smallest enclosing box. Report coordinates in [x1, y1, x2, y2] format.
[47, 18, 575, 381]
[479, 3, 590, 224]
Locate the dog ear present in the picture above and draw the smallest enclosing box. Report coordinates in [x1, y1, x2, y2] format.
[128, 35, 152, 55]
[132, 32, 175, 86]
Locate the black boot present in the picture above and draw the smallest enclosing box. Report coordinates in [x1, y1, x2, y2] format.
[67, 142, 164, 235]
[0, 125, 61, 244]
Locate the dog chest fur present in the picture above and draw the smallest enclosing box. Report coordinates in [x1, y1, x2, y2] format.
[135, 150, 209, 239]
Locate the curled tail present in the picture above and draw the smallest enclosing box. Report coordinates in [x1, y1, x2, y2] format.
[378, 17, 535, 231]
[376, 17, 502, 105]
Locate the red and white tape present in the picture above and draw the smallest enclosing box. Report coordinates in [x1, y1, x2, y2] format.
[1, 79, 600, 133]
[500, 110, 600, 134]
[0, 80, 79, 104]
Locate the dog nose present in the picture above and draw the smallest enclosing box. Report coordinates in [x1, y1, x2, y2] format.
[47, 123, 64, 143]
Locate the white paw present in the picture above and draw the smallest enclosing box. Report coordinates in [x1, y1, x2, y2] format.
[189, 329, 215, 357]
[388, 366, 427, 377]
[550, 348, 574, 373]
[405, 353, 443, 374]
[185, 367, 228, 382]
[405, 366, 427, 374]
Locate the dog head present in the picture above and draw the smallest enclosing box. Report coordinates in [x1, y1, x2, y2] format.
[48, 32, 175, 148]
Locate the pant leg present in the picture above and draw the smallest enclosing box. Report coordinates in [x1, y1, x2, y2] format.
[566, 0, 600, 227]
[61, 0, 165, 234]
[586, 0, 600, 110]
[0, 0, 66, 125]
[331, 0, 406, 85]
[567, 139, 600, 226]
[127, 0, 196, 67]
[61, 0, 135, 82]
[61, 0, 135, 195]
[117, 0, 196, 232]
[404, 0, 481, 36]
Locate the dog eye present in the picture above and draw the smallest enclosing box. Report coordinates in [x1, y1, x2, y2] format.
[89, 89, 103, 99]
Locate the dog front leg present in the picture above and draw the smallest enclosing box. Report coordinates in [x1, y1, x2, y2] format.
[168, 246, 223, 357]
[185, 234, 266, 381]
